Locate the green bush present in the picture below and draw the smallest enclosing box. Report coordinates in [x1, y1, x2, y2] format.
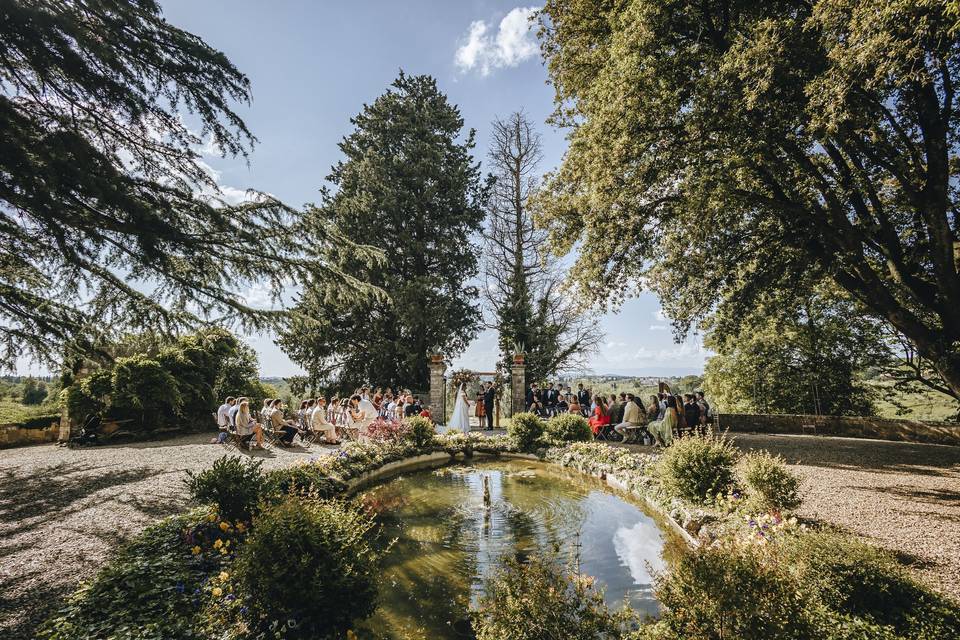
[472, 553, 634, 640]
[404, 414, 436, 449]
[185, 455, 263, 522]
[237, 497, 385, 638]
[508, 412, 545, 451]
[545, 413, 592, 443]
[263, 464, 347, 502]
[740, 450, 802, 513]
[39, 509, 230, 640]
[656, 431, 738, 503]
[779, 531, 960, 639]
[653, 543, 816, 639]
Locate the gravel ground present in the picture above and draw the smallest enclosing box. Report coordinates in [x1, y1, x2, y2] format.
[728, 433, 960, 601]
[0, 435, 326, 639]
[1, 432, 958, 638]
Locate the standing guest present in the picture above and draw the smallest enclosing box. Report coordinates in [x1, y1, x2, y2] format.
[647, 396, 679, 447]
[234, 400, 264, 449]
[683, 393, 701, 434]
[614, 393, 643, 442]
[350, 394, 374, 430]
[269, 399, 300, 446]
[482, 381, 496, 429]
[697, 391, 711, 427]
[577, 384, 590, 415]
[386, 394, 399, 420]
[545, 383, 558, 416]
[588, 395, 611, 437]
[310, 397, 339, 444]
[525, 383, 538, 410]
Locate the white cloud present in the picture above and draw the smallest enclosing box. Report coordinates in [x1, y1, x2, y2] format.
[653, 308, 669, 322]
[454, 7, 539, 76]
[606, 341, 627, 349]
[649, 325, 669, 331]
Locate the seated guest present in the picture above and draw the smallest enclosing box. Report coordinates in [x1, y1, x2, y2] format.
[588, 395, 611, 437]
[216, 396, 236, 443]
[404, 394, 422, 418]
[567, 394, 581, 415]
[234, 400, 264, 449]
[556, 395, 568, 413]
[259, 397, 273, 423]
[647, 395, 679, 447]
[309, 397, 339, 444]
[607, 394, 623, 425]
[614, 393, 643, 443]
[269, 398, 300, 446]
[419, 405, 432, 422]
[646, 395, 660, 423]
[228, 396, 247, 428]
[349, 394, 372, 430]
[530, 399, 549, 418]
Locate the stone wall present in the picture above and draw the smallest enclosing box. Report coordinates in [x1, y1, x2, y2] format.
[0, 421, 60, 448]
[717, 413, 960, 447]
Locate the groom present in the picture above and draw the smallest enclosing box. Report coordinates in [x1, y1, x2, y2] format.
[482, 382, 495, 430]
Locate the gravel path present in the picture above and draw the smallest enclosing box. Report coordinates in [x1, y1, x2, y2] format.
[728, 433, 960, 601]
[1, 432, 958, 638]
[0, 435, 325, 639]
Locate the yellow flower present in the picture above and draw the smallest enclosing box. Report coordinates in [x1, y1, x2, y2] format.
[207, 513, 217, 522]
[347, 631, 358, 640]
[212, 587, 223, 598]
[219, 571, 229, 582]
[219, 521, 230, 532]
[236, 522, 246, 533]
[191, 545, 201, 555]
[219, 546, 228, 555]
[213, 539, 223, 549]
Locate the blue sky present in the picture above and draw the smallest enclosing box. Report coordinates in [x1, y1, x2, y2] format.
[25, 1, 707, 377]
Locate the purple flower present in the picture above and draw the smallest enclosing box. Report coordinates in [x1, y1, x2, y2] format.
[226, 593, 236, 601]
[175, 582, 185, 594]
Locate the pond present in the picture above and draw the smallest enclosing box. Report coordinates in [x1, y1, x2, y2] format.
[354, 459, 681, 639]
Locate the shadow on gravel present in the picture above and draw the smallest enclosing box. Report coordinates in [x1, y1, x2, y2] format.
[856, 484, 960, 505]
[0, 566, 61, 640]
[0, 462, 166, 535]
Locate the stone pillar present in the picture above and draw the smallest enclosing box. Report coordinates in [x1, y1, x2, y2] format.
[428, 355, 446, 424]
[511, 359, 526, 417]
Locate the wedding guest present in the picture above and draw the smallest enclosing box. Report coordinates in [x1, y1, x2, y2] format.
[269, 398, 300, 446]
[259, 397, 273, 423]
[216, 396, 235, 431]
[608, 394, 623, 425]
[556, 394, 569, 413]
[530, 399, 549, 418]
[234, 400, 264, 449]
[647, 395, 679, 447]
[647, 396, 660, 423]
[683, 393, 701, 434]
[588, 395, 610, 437]
[577, 384, 590, 415]
[567, 394, 581, 415]
[310, 397, 339, 444]
[614, 393, 643, 442]
[697, 391, 711, 426]
[404, 395, 422, 417]
[229, 396, 247, 427]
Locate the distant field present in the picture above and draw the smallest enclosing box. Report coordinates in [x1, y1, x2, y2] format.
[871, 386, 958, 422]
[0, 400, 60, 425]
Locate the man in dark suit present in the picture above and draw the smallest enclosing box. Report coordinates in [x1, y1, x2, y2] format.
[526, 382, 540, 410]
[482, 382, 495, 429]
[577, 383, 590, 416]
[545, 383, 558, 416]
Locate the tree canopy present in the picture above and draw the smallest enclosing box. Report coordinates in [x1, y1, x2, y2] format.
[0, 0, 352, 370]
[535, 0, 960, 401]
[279, 72, 487, 390]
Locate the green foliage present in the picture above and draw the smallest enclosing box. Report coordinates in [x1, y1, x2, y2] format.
[38, 508, 232, 640]
[0, 398, 59, 427]
[508, 411, 545, 450]
[740, 451, 802, 513]
[0, 0, 347, 372]
[64, 370, 113, 420]
[778, 531, 960, 639]
[534, 0, 960, 401]
[110, 355, 182, 430]
[703, 286, 883, 416]
[186, 456, 264, 523]
[279, 71, 487, 390]
[472, 553, 634, 640]
[404, 415, 436, 449]
[20, 377, 48, 405]
[656, 432, 738, 504]
[653, 544, 817, 639]
[262, 465, 347, 502]
[237, 497, 385, 638]
[545, 412, 592, 443]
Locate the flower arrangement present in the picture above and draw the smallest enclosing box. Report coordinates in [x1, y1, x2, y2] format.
[362, 417, 410, 443]
[449, 368, 478, 390]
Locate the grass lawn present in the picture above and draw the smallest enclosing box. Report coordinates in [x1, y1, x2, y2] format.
[0, 399, 60, 425]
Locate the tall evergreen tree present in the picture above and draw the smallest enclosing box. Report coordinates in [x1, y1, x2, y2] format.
[482, 112, 601, 381]
[279, 73, 487, 390]
[0, 0, 355, 370]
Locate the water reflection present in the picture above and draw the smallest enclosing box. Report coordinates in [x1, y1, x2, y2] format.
[356, 460, 673, 639]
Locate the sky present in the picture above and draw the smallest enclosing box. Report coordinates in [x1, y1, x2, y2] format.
[22, 1, 707, 377]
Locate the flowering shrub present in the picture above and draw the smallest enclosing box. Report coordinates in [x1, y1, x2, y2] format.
[363, 417, 410, 443]
[508, 412, 544, 451]
[472, 553, 635, 640]
[186, 455, 264, 522]
[739, 450, 802, 513]
[434, 430, 515, 455]
[404, 415, 435, 449]
[262, 462, 348, 502]
[237, 497, 386, 639]
[545, 413, 592, 443]
[656, 431, 738, 504]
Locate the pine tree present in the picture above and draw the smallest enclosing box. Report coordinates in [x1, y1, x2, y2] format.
[279, 72, 487, 390]
[0, 1, 352, 370]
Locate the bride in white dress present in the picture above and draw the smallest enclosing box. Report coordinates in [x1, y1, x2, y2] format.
[448, 383, 471, 434]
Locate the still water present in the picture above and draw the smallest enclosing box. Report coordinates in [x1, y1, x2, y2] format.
[354, 459, 676, 639]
